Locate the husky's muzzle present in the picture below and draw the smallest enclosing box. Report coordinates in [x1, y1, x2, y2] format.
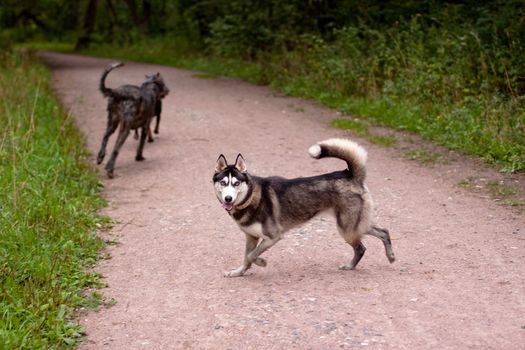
[222, 196, 234, 211]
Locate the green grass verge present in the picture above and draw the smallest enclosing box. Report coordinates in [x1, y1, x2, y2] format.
[330, 118, 398, 147]
[278, 80, 524, 173]
[23, 39, 262, 85]
[0, 50, 108, 349]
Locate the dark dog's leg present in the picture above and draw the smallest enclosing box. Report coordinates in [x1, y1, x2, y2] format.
[154, 100, 161, 134]
[365, 225, 396, 263]
[136, 126, 153, 142]
[135, 125, 148, 161]
[147, 125, 154, 143]
[105, 123, 131, 178]
[224, 234, 259, 277]
[154, 115, 160, 135]
[147, 114, 155, 142]
[97, 112, 119, 164]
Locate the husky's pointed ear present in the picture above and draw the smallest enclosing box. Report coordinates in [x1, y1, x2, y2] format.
[234, 153, 247, 173]
[215, 154, 228, 173]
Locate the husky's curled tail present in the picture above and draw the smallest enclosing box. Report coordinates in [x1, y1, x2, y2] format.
[99, 62, 124, 97]
[308, 138, 368, 184]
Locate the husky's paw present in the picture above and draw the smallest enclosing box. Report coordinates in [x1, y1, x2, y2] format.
[339, 263, 356, 271]
[224, 266, 246, 278]
[135, 155, 146, 161]
[253, 258, 267, 267]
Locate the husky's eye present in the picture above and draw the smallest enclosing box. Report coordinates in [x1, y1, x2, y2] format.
[220, 180, 227, 186]
[233, 182, 240, 187]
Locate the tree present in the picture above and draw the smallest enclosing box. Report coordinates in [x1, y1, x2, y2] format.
[75, 0, 99, 50]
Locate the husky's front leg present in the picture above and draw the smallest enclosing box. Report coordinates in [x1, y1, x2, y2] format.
[225, 234, 259, 277]
[246, 236, 281, 265]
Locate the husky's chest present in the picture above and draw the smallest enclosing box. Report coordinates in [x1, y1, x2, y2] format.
[237, 222, 272, 240]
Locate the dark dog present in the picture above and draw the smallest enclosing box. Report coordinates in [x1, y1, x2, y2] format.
[96, 62, 169, 178]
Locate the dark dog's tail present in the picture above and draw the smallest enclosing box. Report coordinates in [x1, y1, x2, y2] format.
[100, 62, 124, 97]
[308, 138, 367, 184]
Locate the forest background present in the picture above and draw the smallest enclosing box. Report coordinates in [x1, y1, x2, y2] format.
[2, 0, 524, 172]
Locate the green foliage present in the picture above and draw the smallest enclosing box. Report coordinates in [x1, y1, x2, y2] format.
[0, 0, 81, 42]
[262, 5, 525, 171]
[0, 51, 107, 348]
[202, 0, 327, 58]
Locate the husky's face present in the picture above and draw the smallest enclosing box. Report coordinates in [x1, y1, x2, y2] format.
[213, 154, 249, 212]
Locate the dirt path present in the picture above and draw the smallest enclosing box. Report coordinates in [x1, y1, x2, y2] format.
[39, 51, 524, 349]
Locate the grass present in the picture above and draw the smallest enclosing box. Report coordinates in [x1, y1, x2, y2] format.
[278, 77, 524, 173]
[485, 180, 517, 197]
[83, 291, 116, 311]
[458, 176, 524, 208]
[405, 150, 447, 166]
[0, 50, 108, 348]
[331, 118, 398, 147]
[192, 73, 218, 80]
[331, 118, 369, 136]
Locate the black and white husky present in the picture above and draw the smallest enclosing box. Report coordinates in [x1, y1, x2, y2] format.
[213, 138, 395, 277]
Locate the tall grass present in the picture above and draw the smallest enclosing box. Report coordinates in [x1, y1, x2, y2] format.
[0, 50, 107, 348]
[267, 16, 525, 172]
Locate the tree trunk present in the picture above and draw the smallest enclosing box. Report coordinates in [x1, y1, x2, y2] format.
[104, 0, 118, 36]
[123, 0, 149, 33]
[75, 0, 99, 50]
[143, 0, 151, 33]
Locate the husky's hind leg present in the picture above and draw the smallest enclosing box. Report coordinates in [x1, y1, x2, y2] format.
[340, 239, 366, 270]
[365, 225, 395, 263]
[336, 211, 367, 270]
